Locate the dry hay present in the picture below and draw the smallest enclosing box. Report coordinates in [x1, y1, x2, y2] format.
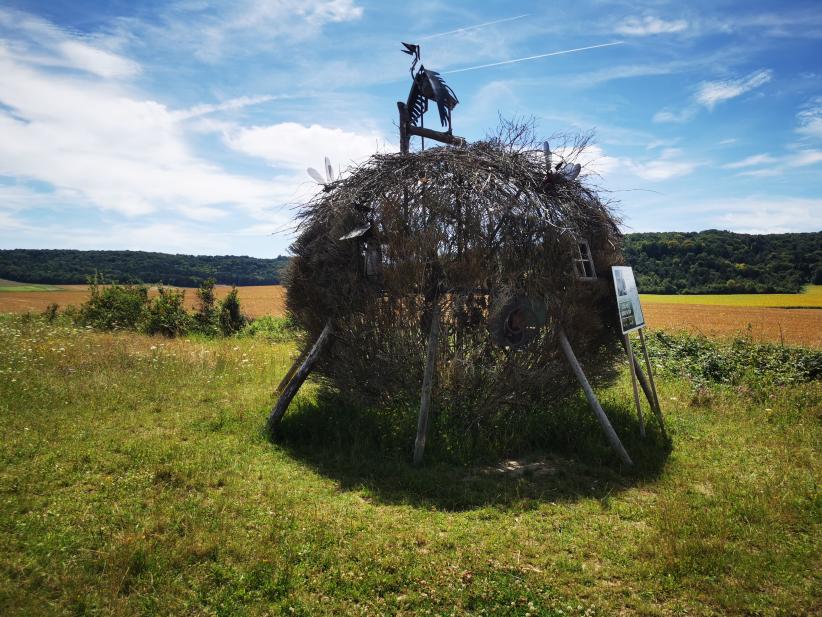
[286, 133, 627, 424]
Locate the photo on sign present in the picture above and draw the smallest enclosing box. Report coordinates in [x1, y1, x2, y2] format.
[612, 266, 645, 334]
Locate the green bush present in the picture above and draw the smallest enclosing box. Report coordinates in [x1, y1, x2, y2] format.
[645, 330, 822, 388]
[79, 278, 148, 330]
[142, 287, 192, 337]
[75, 278, 249, 339]
[218, 286, 246, 336]
[42, 303, 59, 322]
[240, 315, 300, 342]
[193, 278, 219, 335]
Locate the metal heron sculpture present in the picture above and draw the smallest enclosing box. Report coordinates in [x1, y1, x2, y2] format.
[397, 42, 466, 154]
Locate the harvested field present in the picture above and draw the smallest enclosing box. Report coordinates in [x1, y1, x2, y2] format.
[641, 284, 822, 307]
[644, 303, 822, 347]
[1, 282, 820, 346]
[0, 284, 285, 319]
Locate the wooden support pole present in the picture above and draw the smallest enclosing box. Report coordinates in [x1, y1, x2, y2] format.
[638, 328, 666, 436]
[413, 302, 441, 465]
[266, 320, 333, 437]
[274, 348, 308, 396]
[624, 334, 646, 437]
[558, 329, 633, 466]
[407, 125, 467, 148]
[397, 101, 466, 154]
[397, 102, 410, 155]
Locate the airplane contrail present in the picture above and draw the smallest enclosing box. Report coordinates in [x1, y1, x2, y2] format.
[442, 41, 624, 74]
[421, 14, 531, 40]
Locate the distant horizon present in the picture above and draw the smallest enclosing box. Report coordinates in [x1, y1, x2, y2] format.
[2, 227, 820, 260]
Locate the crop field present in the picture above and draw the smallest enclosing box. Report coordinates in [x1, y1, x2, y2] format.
[0, 315, 819, 616]
[0, 279, 63, 292]
[641, 285, 822, 307]
[640, 286, 822, 348]
[643, 304, 822, 348]
[0, 283, 285, 319]
[1, 281, 820, 346]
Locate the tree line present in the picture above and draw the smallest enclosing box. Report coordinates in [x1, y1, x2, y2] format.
[2, 230, 820, 294]
[0, 249, 290, 287]
[622, 230, 821, 294]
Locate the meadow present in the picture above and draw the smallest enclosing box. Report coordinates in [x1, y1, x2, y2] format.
[0, 314, 820, 615]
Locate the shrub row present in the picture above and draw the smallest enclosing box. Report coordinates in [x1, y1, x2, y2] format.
[644, 330, 822, 388]
[75, 277, 246, 337]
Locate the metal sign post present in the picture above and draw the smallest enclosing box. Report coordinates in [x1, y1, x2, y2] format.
[612, 266, 665, 436]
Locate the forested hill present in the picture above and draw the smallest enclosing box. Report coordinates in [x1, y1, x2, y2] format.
[623, 230, 821, 294]
[2, 230, 820, 292]
[0, 249, 290, 287]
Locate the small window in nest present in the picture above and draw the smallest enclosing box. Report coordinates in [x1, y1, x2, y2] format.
[574, 240, 597, 280]
[363, 241, 383, 284]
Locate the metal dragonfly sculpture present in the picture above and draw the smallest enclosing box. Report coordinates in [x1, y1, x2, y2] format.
[397, 42, 466, 154]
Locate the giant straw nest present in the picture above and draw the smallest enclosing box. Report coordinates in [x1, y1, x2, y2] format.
[286, 135, 626, 425]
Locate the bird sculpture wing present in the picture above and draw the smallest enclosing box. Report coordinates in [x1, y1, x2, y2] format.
[423, 69, 459, 128]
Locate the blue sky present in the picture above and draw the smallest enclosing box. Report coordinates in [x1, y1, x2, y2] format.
[1, 0, 820, 258]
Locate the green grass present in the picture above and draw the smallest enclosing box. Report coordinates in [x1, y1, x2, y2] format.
[0, 315, 820, 615]
[641, 284, 822, 307]
[0, 279, 63, 292]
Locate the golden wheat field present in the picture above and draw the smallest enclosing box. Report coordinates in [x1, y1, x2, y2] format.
[642, 304, 821, 348]
[0, 282, 820, 346]
[0, 283, 285, 319]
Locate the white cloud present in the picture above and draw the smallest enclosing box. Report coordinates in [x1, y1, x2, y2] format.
[652, 107, 697, 124]
[0, 8, 139, 78]
[695, 69, 773, 109]
[722, 153, 777, 169]
[0, 31, 292, 220]
[796, 98, 822, 138]
[616, 16, 688, 36]
[791, 149, 822, 166]
[151, 0, 364, 61]
[56, 40, 140, 78]
[736, 168, 782, 178]
[172, 95, 278, 121]
[627, 148, 698, 181]
[707, 197, 821, 233]
[224, 122, 391, 175]
[726, 149, 822, 177]
[654, 69, 774, 125]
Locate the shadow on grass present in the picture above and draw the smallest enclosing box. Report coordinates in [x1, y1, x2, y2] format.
[271, 391, 671, 512]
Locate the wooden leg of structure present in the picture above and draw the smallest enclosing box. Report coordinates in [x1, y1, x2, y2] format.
[638, 328, 666, 437]
[624, 334, 646, 437]
[413, 302, 441, 465]
[274, 348, 308, 396]
[559, 329, 633, 466]
[266, 320, 333, 437]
